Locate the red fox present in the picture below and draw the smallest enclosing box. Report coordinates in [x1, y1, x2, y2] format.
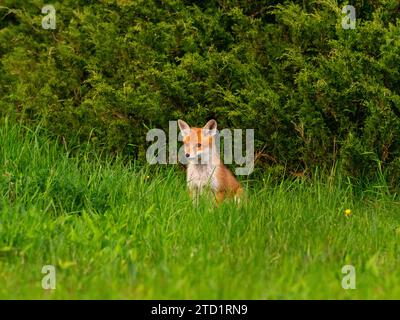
[178, 119, 243, 204]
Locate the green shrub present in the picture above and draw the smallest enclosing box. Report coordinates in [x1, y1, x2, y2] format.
[0, 0, 399, 186]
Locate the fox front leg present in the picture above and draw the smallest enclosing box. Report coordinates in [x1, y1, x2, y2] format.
[189, 187, 200, 206]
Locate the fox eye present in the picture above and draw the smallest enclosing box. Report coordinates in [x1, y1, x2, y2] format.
[197, 143, 202, 148]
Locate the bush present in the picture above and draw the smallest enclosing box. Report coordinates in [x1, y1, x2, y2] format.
[0, 0, 399, 186]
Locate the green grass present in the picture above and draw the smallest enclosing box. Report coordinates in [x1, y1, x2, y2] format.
[0, 121, 399, 299]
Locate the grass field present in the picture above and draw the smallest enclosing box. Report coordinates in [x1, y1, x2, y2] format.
[0, 121, 399, 299]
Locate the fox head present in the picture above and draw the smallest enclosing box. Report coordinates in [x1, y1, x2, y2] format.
[178, 119, 218, 163]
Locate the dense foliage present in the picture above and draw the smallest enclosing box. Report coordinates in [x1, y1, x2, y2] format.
[0, 0, 399, 185]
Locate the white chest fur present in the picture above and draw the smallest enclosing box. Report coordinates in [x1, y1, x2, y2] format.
[187, 163, 219, 192]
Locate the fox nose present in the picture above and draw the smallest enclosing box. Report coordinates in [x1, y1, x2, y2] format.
[185, 153, 190, 158]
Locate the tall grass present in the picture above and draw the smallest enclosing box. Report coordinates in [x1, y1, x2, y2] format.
[0, 120, 399, 299]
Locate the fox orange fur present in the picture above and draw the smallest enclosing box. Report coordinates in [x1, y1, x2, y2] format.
[178, 119, 243, 204]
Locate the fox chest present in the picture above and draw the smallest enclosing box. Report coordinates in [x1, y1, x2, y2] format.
[187, 164, 219, 191]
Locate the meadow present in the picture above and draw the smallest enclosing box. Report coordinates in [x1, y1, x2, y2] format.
[0, 121, 399, 299]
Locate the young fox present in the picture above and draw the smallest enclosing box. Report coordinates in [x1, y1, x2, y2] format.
[178, 119, 243, 204]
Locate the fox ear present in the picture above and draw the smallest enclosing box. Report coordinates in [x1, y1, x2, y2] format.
[203, 119, 217, 136]
[178, 119, 190, 137]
